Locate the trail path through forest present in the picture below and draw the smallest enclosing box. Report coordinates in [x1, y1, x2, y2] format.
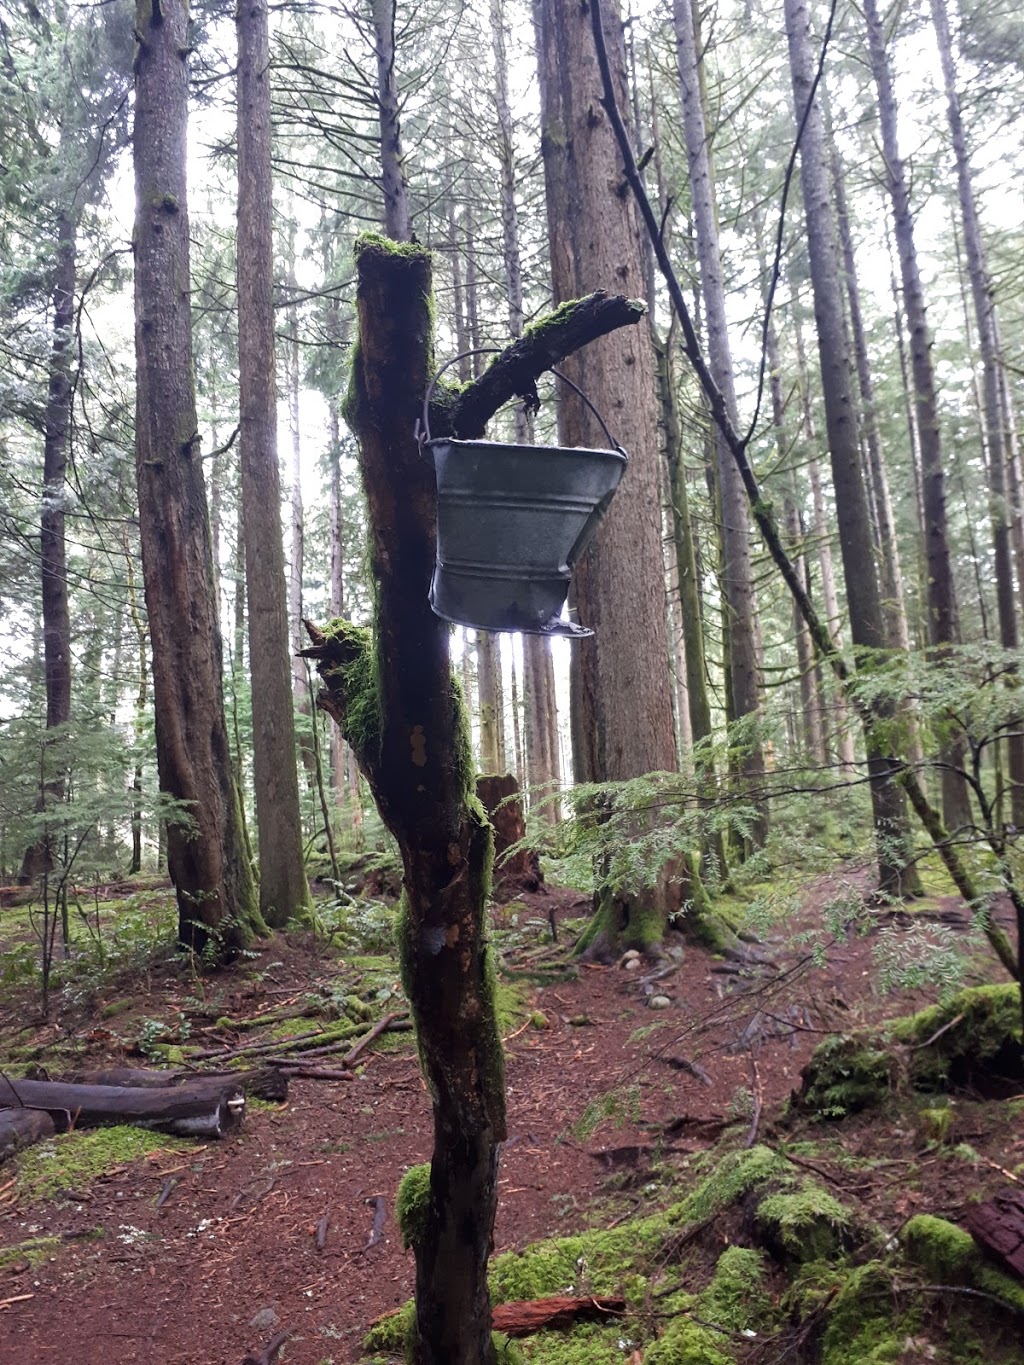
[0, 873, 1016, 1364]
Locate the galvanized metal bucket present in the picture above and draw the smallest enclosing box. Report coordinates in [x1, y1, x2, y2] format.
[419, 358, 628, 637]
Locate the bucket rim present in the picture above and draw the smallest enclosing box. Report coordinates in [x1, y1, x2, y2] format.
[427, 436, 628, 463]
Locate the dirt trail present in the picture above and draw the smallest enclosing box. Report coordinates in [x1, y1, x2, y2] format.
[0, 875, 1009, 1364]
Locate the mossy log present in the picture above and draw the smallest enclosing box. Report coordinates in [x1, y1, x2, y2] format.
[301, 235, 645, 1365]
[0, 1076, 245, 1138]
[793, 984, 1024, 1117]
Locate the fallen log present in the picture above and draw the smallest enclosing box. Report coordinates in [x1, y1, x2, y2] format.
[0, 1108, 55, 1163]
[490, 1295, 626, 1336]
[0, 1075, 245, 1138]
[59, 1065, 289, 1103]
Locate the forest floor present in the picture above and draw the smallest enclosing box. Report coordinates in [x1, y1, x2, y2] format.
[0, 864, 1021, 1364]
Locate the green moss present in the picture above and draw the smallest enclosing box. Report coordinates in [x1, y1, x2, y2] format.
[14, 1126, 186, 1202]
[364, 1305, 523, 1364]
[516, 1324, 628, 1364]
[364, 1301, 414, 1356]
[819, 1263, 910, 1364]
[396, 1163, 431, 1251]
[644, 1317, 733, 1365]
[700, 1246, 770, 1332]
[494, 977, 527, 1033]
[903, 1214, 1024, 1313]
[756, 1186, 853, 1261]
[894, 984, 1023, 1090]
[673, 1144, 785, 1223]
[795, 1035, 894, 1117]
[354, 230, 430, 262]
[344, 994, 375, 1023]
[319, 621, 382, 767]
[0, 1235, 61, 1269]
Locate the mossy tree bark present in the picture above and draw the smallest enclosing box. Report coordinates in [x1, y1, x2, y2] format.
[133, 0, 263, 957]
[303, 238, 644, 1363]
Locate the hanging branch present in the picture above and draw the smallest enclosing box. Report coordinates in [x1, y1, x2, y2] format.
[586, 0, 1018, 981]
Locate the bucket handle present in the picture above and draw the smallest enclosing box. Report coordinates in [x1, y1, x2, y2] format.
[415, 347, 626, 457]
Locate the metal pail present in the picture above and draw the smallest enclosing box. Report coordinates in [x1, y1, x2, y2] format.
[419, 356, 628, 637]
[427, 437, 627, 635]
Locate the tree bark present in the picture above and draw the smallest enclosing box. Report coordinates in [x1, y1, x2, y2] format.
[673, 0, 767, 850]
[303, 250, 644, 1361]
[930, 0, 1024, 824]
[133, 0, 263, 956]
[534, 0, 678, 946]
[371, 0, 411, 241]
[863, 0, 972, 829]
[20, 210, 76, 885]
[784, 0, 921, 897]
[236, 0, 311, 926]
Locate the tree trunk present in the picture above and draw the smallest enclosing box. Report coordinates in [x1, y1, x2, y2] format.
[307, 240, 504, 1365]
[765, 315, 825, 763]
[785, 0, 921, 897]
[827, 125, 909, 653]
[864, 0, 971, 830]
[371, 0, 411, 241]
[492, 0, 560, 820]
[673, 0, 767, 850]
[133, 0, 263, 956]
[535, 0, 678, 946]
[236, 0, 311, 927]
[286, 214, 315, 778]
[304, 271, 644, 1362]
[930, 0, 1024, 824]
[20, 210, 76, 885]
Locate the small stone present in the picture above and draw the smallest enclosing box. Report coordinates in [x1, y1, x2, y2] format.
[649, 995, 671, 1010]
[250, 1307, 280, 1333]
[623, 957, 641, 971]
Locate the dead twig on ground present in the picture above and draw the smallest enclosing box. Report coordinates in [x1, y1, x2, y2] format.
[240, 1328, 292, 1365]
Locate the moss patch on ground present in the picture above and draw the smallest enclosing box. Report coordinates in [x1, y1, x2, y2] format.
[12, 1125, 187, 1202]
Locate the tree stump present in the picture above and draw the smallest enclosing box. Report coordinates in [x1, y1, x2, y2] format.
[476, 774, 543, 897]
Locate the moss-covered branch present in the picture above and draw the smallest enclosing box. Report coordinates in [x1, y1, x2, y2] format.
[439, 291, 646, 441]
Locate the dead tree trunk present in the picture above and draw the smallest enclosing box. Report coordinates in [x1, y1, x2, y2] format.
[302, 241, 643, 1363]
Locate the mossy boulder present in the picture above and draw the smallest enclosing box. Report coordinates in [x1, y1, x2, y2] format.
[893, 984, 1023, 1093]
[903, 1213, 1024, 1314]
[792, 1034, 895, 1117]
[818, 1263, 916, 1364]
[795, 985, 1024, 1118]
[699, 1246, 771, 1333]
[755, 1185, 854, 1262]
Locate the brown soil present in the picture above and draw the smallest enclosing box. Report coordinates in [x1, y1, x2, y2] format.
[0, 872, 1019, 1364]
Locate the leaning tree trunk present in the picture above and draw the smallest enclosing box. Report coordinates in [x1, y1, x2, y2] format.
[302, 242, 645, 1361]
[133, 0, 263, 956]
[785, 0, 922, 897]
[236, 0, 311, 926]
